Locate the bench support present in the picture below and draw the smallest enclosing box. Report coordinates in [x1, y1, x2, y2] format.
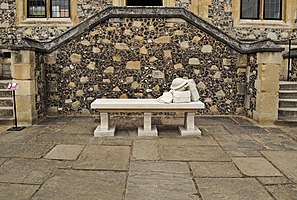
[178, 112, 201, 136]
[94, 112, 116, 137]
[138, 113, 158, 136]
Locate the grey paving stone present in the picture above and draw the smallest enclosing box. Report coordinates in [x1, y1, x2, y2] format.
[251, 134, 297, 150]
[0, 158, 6, 166]
[132, 139, 159, 160]
[115, 128, 138, 137]
[0, 127, 40, 144]
[159, 135, 218, 146]
[200, 125, 230, 135]
[196, 178, 274, 200]
[257, 176, 292, 185]
[73, 145, 131, 171]
[0, 158, 57, 184]
[232, 157, 282, 177]
[266, 185, 297, 200]
[126, 161, 199, 200]
[45, 144, 85, 160]
[262, 151, 297, 183]
[160, 146, 230, 161]
[101, 138, 133, 146]
[33, 169, 126, 200]
[190, 162, 242, 178]
[195, 116, 238, 126]
[62, 121, 98, 134]
[38, 117, 73, 125]
[0, 183, 39, 200]
[231, 116, 255, 126]
[225, 149, 263, 157]
[224, 124, 269, 135]
[0, 143, 55, 158]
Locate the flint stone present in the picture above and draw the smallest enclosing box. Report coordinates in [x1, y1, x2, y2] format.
[174, 30, 184, 35]
[62, 67, 70, 73]
[190, 162, 242, 177]
[149, 56, 158, 63]
[152, 70, 164, 79]
[0, 183, 39, 200]
[115, 43, 129, 50]
[216, 90, 226, 97]
[126, 61, 141, 70]
[92, 47, 100, 53]
[80, 40, 90, 46]
[113, 86, 121, 92]
[180, 41, 189, 49]
[45, 144, 84, 160]
[70, 53, 81, 63]
[210, 65, 219, 70]
[76, 90, 84, 97]
[237, 54, 248, 67]
[223, 58, 231, 66]
[80, 76, 89, 83]
[152, 85, 160, 92]
[120, 94, 128, 99]
[71, 101, 80, 110]
[126, 76, 134, 83]
[73, 145, 130, 171]
[131, 81, 140, 89]
[174, 63, 183, 69]
[102, 39, 111, 44]
[189, 58, 200, 65]
[201, 45, 212, 53]
[104, 66, 114, 74]
[196, 178, 274, 200]
[154, 36, 171, 44]
[164, 50, 172, 59]
[194, 69, 200, 75]
[113, 55, 121, 62]
[140, 46, 148, 54]
[197, 82, 206, 89]
[213, 71, 221, 79]
[33, 170, 126, 200]
[193, 36, 201, 42]
[0, 3, 9, 9]
[86, 62, 96, 70]
[103, 79, 111, 83]
[210, 105, 218, 113]
[126, 161, 198, 200]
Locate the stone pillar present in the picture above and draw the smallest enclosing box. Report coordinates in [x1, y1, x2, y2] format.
[11, 50, 37, 126]
[253, 52, 282, 124]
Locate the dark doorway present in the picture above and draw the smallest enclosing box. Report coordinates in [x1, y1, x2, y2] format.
[127, 0, 163, 6]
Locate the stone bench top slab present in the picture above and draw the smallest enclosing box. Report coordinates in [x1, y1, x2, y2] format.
[91, 99, 205, 110]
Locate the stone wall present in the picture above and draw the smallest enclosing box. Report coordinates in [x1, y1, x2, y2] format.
[290, 58, 297, 81]
[34, 17, 257, 117]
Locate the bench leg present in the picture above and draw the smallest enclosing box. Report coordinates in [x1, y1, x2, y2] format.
[94, 112, 116, 137]
[178, 112, 201, 136]
[138, 112, 158, 136]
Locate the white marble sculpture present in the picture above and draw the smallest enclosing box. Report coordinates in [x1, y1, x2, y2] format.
[158, 78, 200, 103]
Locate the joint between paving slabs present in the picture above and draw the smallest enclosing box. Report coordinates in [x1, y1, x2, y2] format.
[187, 162, 202, 199]
[123, 140, 134, 199]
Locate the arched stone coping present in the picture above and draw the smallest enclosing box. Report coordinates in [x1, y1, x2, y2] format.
[12, 6, 284, 53]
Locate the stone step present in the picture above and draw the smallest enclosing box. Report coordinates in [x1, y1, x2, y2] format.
[0, 80, 12, 89]
[0, 89, 12, 97]
[278, 108, 297, 118]
[279, 99, 297, 108]
[279, 90, 297, 99]
[275, 117, 297, 125]
[0, 106, 13, 110]
[279, 81, 297, 90]
[0, 109, 13, 118]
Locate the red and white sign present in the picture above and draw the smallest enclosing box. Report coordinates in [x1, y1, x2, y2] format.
[7, 83, 19, 90]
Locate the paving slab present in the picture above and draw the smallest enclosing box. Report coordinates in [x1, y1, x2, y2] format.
[231, 116, 255, 126]
[266, 185, 297, 200]
[62, 121, 98, 134]
[160, 146, 230, 161]
[196, 178, 274, 200]
[101, 138, 133, 146]
[0, 158, 6, 166]
[0, 126, 42, 144]
[262, 151, 297, 183]
[251, 134, 297, 150]
[132, 139, 159, 160]
[0, 183, 39, 200]
[225, 149, 263, 157]
[0, 143, 55, 158]
[257, 176, 292, 185]
[189, 162, 242, 178]
[224, 124, 269, 135]
[200, 125, 230, 135]
[232, 157, 282, 177]
[73, 145, 131, 171]
[33, 169, 126, 200]
[0, 158, 57, 184]
[159, 135, 218, 146]
[195, 116, 238, 126]
[45, 144, 85, 160]
[126, 161, 199, 200]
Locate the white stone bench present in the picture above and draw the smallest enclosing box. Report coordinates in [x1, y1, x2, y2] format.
[91, 99, 205, 137]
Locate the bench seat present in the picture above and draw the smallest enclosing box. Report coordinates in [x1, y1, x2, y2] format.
[91, 99, 205, 137]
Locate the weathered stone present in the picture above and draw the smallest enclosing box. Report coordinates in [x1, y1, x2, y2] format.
[120, 94, 128, 99]
[266, 185, 297, 200]
[80, 76, 89, 84]
[112, 86, 121, 92]
[180, 41, 189, 49]
[71, 101, 80, 110]
[76, 90, 84, 97]
[47, 107, 58, 113]
[126, 76, 134, 83]
[62, 67, 70, 73]
[94, 84, 100, 92]
[104, 66, 114, 74]
[174, 30, 184, 35]
[154, 36, 171, 44]
[44, 53, 56, 64]
[152, 70, 164, 79]
[210, 65, 219, 70]
[201, 45, 213, 53]
[70, 53, 81, 63]
[196, 178, 274, 200]
[106, 27, 116, 31]
[132, 21, 142, 27]
[87, 97, 94, 101]
[134, 93, 143, 97]
[124, 29, 132, 35]
[45, 144, 84, 160]
[152, 85, 160, 92]
[33, 170, 126, 200]
[131, 81, 139, 89]
[258, 177, 292, 185]
[140, 46, 148, 55]
[80, 40, 90, 46]
[237, 54, 247, 67]
[163, 50, 172, 59]
[92, 47, 100, 53]
[188, 58, 200, 65]
[86, 62, 96, 70]
[132, 140, 158, 160]
[0, 143, 54, 158]
[213, 71, 221, 79]
[0, 3, 9, 9]
[251, 134, 297, 150]
[115, 43, 129, 50]
[267, 32, 278, 40]
[113, 55, 121, 62]
[223, 58, 232, 66]
[194, 69, 200, 75]
[73, 145, 130, 171]
[210, 105, 218, 113]
[68, 82, 76, 88]
[197, 82, 206, 89]
[192, 36, 201, 42]
[126, 61, 141, 70]
[216, 90, 226, 97]
[149, 56, 158, 63]
[174, 63, 183, 69]
[134, 35, 144, 40]
[81, 109, 90, 115]
[0, 183, 39, 200]
[190, 162, 242, 177]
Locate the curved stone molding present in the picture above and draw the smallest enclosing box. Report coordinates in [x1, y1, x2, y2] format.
[13, 7, 284, 53]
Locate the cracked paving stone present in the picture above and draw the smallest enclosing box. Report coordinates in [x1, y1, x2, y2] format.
[45, 144, 85, 160]
[262, 151, 297, 183]
[0, 158, 57, 184]
[0, 143, 55, 158]
[265, 184, 297, 200]
[232, 157, 282, 177]
[251, 134, 297, 150]
[73, 145, 130, 171]
[160, 146, 230, 161]
[0, 183, 39, 200]
[126, 161, 200, 200]
[32, 169, 126, 200]
[189, 162, 242, 178]
[132, 139, 159, 160]
[196, 178, 274, 200]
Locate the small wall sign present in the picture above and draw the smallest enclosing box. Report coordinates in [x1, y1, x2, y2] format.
[7, 82, 19, 91]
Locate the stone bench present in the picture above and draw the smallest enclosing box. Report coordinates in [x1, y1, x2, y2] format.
[91, 99, 205, 137]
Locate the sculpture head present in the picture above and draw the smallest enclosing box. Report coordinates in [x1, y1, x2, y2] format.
[170, 78, 188, 91]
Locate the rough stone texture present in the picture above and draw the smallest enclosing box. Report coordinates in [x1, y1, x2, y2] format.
[290, 58, 297, 81]
[257, 176, 293, 185]
[0, 158, 57, 184]
[196, 178, 274, 200]
[126, 161, 199, 200]
[190, 161, 242, 178]
[251, 134, 297, 150]
[262, 151, 297, 183]
[73, 145, 130, 170]
[45, 144, 85, 160]
[33, 169, 126, 200]
[266, 185, 297, 200]
[232, 157, 282, 177]
[0, 183, 39, 200]
[132, 139, 159, 160]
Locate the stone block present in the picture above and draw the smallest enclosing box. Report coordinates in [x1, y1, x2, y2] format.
[257, 64, 280, 81]
[257, 52, 282, 64]
[256, 93, 278, 113]
[44, 52, 57, 64]
[174, 63, 183, 69]
[236, 54, 247, 67]
[15, 80, 36, 96]
[253, 111, 278, 124]
[180, 41, 189, 49]
[189, 58, 200, 65]
[70, 53, 81, 63]
[201, 45, 213, 53]
[154, 36, 171, 44]
[15, 95, 37, 125]
[163, 50, 172, 59]
[255, 80, 279, 93]
[126, 61, 141, 70]
[152, 70, 164, 79]
[11, 64, 34, 80]
[12, 51, 35, 65]
[115, 43, 129, 50]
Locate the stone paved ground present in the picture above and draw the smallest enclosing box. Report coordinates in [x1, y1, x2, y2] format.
[0, 116, 297, 200]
